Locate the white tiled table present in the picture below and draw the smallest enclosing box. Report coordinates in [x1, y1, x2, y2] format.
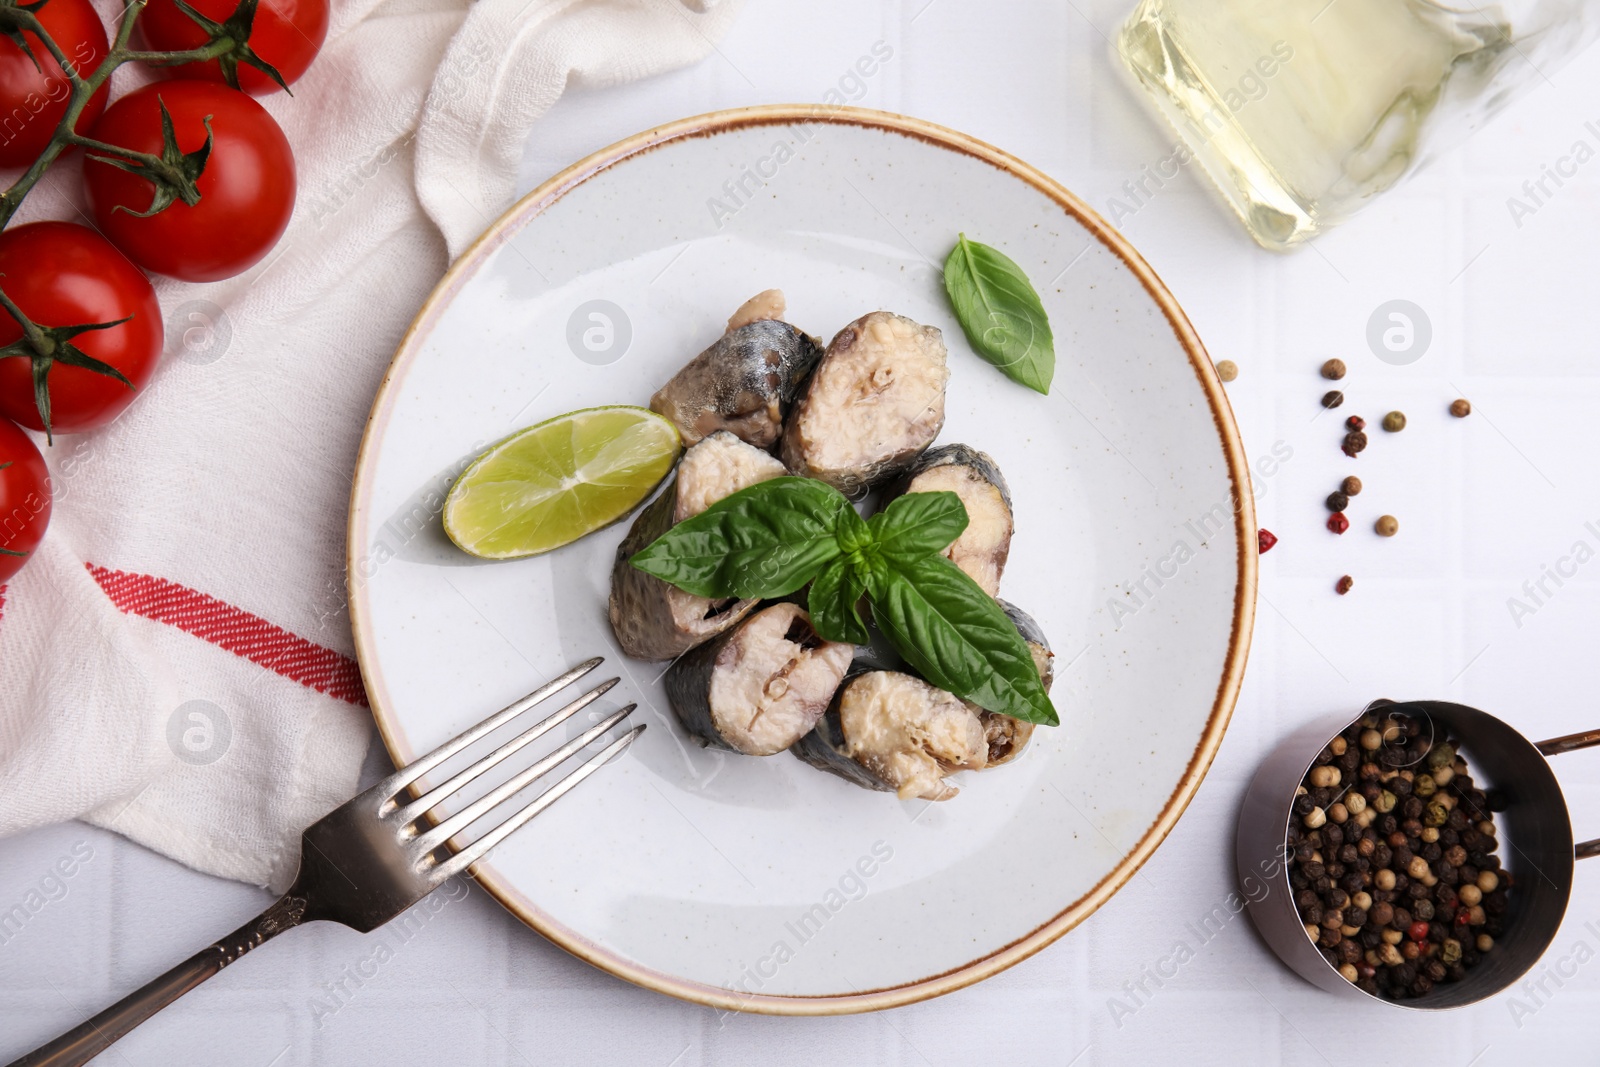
[4, 2, 1599, 1063]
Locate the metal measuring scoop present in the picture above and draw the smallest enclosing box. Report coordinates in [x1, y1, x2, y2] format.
[1237, 699, 1598, 1009]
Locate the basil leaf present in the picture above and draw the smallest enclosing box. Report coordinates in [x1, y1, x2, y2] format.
[943, 234, 1055, 395]
[871, 555, 1058, 726]
[833, 500, 873, 555]
[868, 491, 968, 565]
[631, 477, 848, 599]
[808, 556, 870, 644]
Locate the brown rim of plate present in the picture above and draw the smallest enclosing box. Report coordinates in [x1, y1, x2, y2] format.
[346, 103, 1258, 1016]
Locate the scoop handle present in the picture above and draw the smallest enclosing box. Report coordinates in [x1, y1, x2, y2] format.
[1536, 729, 1600, 757]
[1535, 729, 1600, 860]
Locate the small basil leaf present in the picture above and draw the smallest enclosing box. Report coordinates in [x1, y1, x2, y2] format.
[868, 491, 968, 565]
[871, 555, 1058, 726]
[834, 501, 873, 555]
[943, 234, 1055, 395]
[808, 557, 870, 644]
[631, 477, 848, 599]
[855, 543, 891, 602]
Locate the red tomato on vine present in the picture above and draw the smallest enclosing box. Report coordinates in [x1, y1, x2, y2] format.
[0, 416, 51, 582]
[0, 221, 162, 438]
[83, 80, 296, 282]
[0, 0, 110, 167]
[138, 0, 328, 95]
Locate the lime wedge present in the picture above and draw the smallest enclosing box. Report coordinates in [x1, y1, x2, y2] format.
[443, 406, 681, 559]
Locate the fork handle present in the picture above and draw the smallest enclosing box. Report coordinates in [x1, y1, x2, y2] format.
[7, 893, 310, 1067]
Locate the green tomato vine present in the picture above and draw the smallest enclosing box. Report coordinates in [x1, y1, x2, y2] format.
[0, 0, 284, 440]
[0, 0, 284, 229]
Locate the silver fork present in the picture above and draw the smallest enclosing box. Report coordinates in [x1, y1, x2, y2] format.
[9, 658, 639, 1067]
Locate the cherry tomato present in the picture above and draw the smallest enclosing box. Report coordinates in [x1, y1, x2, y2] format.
[0, 416, 51, 582]
[138, 0, 328, 96]
[0, 222, 162, 436]
[83, 81, 295, 282]
[0, 0, 110, 167]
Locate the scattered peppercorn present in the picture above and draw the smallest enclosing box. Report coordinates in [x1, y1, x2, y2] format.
[1217, 360, 1238, 382]
[1328, 513, 1350, 535]
[1376, 515, 1399, 537]
[1326, 491, 1349, 513]
[1342, 431, 1368, 457]
[1322, 359, 1347, 381]
[1450, 398, 1472, 418]
[1286, 712, 1509, 1002]
[1336, 575, 1354, 595]
[1383, 411, 1407, 433]
[1321, 390, 1345, 409]
[1258, 528, 1278, 554]
[1346, 415, 1366, 432]
[1342, 476, 1362, 497]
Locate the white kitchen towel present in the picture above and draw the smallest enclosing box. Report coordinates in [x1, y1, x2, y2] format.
[0, 0, 742, 891]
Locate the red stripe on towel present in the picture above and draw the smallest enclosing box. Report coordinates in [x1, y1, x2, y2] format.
[85, 564, 367, 706]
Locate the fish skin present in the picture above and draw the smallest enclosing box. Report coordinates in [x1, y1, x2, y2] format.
[606, 481, 761, 661]
[882, 443, 1013, 513]
[607, 431, 787, 662]
[999, 599, 1054, 691]
[791, 690, 897, 794]
[979, 600, 1053, 767]
[650, 319, 824, 449]
[661, 622, 729, 750]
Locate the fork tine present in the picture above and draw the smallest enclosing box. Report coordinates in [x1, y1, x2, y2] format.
[378, 657, 604, 803]
[411, 705, 638, 856]
[392, 678, 618, 826]
[429, 725, 645, 884]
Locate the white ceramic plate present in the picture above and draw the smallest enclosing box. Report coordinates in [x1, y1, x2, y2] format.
[348, 105, 1255, 1014]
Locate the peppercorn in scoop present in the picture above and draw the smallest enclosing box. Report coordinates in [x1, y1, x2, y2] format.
[1286, 709, 1510, 1001]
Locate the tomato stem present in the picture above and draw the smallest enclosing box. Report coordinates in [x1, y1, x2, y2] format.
[66, 133, 167, 167]
[0, 0, 246, 228]
[121, 39, 236, 68]
[0, 283, 53, 355]
[0, 281, 137, 443]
